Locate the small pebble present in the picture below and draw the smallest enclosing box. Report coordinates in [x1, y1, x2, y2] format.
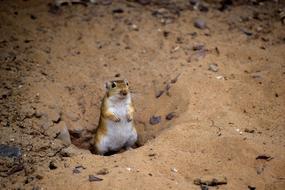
[49, 161, 57, 170]
[149, 115, 161, 125]
[112, 8, 124, 14]
[96, 168, 109, 175]
[137, 0, 151, 5]
[208, 63, 219, 72]
[148, 153, 157, 157]
[171, 168, 178, 173]
[194, 18, 207, 29]
[248, 185, 256, 190]
[73, 168, 81, 174]
[30, 14, 37, 20]
[192, 43, 205, 51]
[89, 175, 103, 182]
[201, 185, 209, 190]
[155, 90, 164, 98]
[194, 176, 227, 186]
[166, 112, 176, 120]
[101, 0, 112, 5]
[244, 128, 255, 133]
[256, 154, 273, 161]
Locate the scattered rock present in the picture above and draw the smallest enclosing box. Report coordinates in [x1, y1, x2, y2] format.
[200, 185, 209, 190]
[248, 185, 256, 190]
[256, 154, 273, 161]
[73, 165, 86, 174]
[55, 121, 71, 145]
[0, 51, 16, 63]
[60, 144, 91, 157]
[30, 14, 37, 20]
[137, 0, 151, 5]
[194, 18, 207, 29]
[48, 3, 60, 14]
[152, 8, 176, 25]
[192, 43, 205, 51]
[166, 112, 176, 121]
[275, 93, 279, 98]
[244, 128, 255, 133]
[241, 28, 253, 36]
[171, 168, 178, 173]
[131, 24, 139, 31]
[194, 176, 227, 186]
[73, 167, 81, 174]
[155, 90, 164, 98]
[149, 115, 161, 125]
[170, 73, 181, 84]
[89, 175, 103, 182]
[0, 88, 12, 99]
[54, 0, 88, 7]
[96, 168, 109, 175]
[198, 3, 209, 12]
[148, 153, 157, 157]
[163, 31, 170, 37]
[101, 0, 112, 5]
[49, 161, 58, 170]
[7, 163, 24, 175]
[0, 144, 21, 158]
[35, 110, 44, 118]
[188, 49, 206, 62]
[219, 0, 233, 11]
[112, 8, 124, 14]
[208, 63, 219, 72]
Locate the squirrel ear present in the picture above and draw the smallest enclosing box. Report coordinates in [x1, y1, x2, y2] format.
[105, 81, 110, 89]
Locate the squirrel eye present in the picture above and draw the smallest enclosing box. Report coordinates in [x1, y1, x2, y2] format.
[111, 82, 116, 88]
[126, 82, 129, 86]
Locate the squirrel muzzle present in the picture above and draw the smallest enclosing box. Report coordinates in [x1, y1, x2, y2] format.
[120, 89, 128, 96]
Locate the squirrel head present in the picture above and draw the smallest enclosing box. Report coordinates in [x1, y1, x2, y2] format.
[105, 79, 130, 100]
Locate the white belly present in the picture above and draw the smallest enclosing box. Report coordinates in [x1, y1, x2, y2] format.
[105, 120, 136, 150]
[96, 95, 137, 154]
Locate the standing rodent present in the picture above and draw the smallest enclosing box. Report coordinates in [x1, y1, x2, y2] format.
[92, 79, 137, 155]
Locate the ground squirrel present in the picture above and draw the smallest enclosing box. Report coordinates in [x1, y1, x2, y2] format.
[92, 79, 137, 155]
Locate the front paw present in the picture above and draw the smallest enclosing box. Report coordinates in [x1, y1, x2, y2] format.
[111, 114, 121, 122]
[126, 114, 133, 122]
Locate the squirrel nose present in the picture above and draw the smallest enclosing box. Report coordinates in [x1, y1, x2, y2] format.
[120, 90, 128, 96]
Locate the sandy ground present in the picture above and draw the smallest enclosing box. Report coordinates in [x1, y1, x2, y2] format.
[0, 0, 285, 189]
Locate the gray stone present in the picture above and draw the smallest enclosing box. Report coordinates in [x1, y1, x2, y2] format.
[194, 176, 227, 186]
[208, 63, 219, 72]
[56, 122, 71, 145]
[149, 115, 161, 125]
[0, 144, 21, 158]
[89, 175, 103, 182]
[194, 18, 207, 29]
